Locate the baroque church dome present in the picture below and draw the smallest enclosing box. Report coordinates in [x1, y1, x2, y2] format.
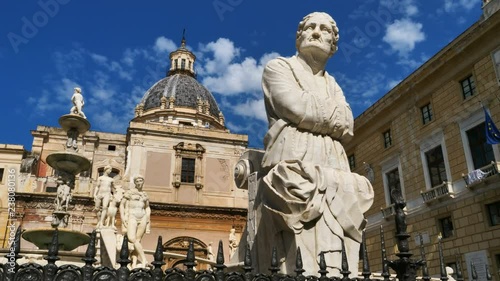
[134, 34, 225, 130]
[141, 74, 221, 118]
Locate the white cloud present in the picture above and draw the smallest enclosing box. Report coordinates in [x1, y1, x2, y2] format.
[88, 71, 117, 105]
[202, 53, 279, 96]
[28, 78, 80, 115]
[90, 53, 108, 64]
[230, 98, 267, 122]
[154, 36, 177, 53]
[122, 48, 146, 66]
[53, 47, 86, 75]
[92, 110, 128, 132]
[383, 19, 425, 56]
[89, 52, 133, 81]
[198, 38, 241, 75]
[444, 0, 480, 13]
[197, 38, 279, 96]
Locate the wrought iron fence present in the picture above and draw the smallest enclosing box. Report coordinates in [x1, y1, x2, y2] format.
[1, 187, 493, 281]
[1, 224, 491, 281]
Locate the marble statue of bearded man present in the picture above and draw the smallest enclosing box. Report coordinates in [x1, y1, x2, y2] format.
[258, 12, 374, 277]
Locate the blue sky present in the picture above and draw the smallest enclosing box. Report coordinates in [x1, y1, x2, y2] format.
[0, 0, 483, 149]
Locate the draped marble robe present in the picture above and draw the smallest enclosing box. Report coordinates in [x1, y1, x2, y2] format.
[259, 55, 374, 276]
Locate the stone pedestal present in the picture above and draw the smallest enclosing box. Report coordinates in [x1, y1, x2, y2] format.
[99, 228, 118, 268]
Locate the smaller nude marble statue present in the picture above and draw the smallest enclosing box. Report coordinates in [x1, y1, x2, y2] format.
[70, 87, 87, 119]
[207, 241, 215, 262]
[94, 165, 114, 228]
[228, 227, 238, 259]
[55, 177, 71, 211]
[105, 177, 125, 229]
[120, 175, 151, 268]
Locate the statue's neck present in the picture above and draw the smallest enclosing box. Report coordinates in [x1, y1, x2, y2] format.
[297, 53, 327, 76]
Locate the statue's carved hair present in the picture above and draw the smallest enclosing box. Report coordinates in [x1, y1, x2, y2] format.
[133, 175, 144, 183]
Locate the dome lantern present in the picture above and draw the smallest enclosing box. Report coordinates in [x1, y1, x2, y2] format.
[167, 29, 196, 78]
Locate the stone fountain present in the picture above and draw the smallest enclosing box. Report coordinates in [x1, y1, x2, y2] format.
[22, 87, 92, 251]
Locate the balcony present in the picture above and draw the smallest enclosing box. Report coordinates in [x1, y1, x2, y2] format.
[421, 181, 454, 204]
[381, 204, 396, 220]
[462, 161, 500, 189]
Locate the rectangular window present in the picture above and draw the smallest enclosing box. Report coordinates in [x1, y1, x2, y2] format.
[181, 158, 195, 183]
[446, 262, 458, 280]
[181, 59, 186, 70]
[175, 59, 178, 69]
[461, 75, 476, 99]
[0, 168, 4, 183]
[487, 201, 500, 226]
[383, 130, 392, 148]
[386, 168, 400, 204]
[467, 122, 495, 169]
[439, 216, 454, 238]
[108, 145, 116, 151]
[425, 145, 447, 187]
[421, 103, 433, 124]
[348, 154, 356, 170]
[492, 49, 500, 85]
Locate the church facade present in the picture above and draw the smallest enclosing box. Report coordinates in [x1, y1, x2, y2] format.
[0, 36, 248, 269]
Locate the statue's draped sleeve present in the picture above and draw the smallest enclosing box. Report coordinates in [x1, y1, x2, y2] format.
[261, 57, 354, 170]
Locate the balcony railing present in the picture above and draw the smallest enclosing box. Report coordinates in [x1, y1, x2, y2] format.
[421, 181, 454, 204]
[381, 204, 396, 220]
[462, 161, 499, 189]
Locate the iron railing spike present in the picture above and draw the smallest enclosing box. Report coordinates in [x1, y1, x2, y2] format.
[153, 235, 165, 265]
[269, 246, 279, 275]
[296, 247, 304, 272]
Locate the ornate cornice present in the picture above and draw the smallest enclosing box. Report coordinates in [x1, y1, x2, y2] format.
[14, 192, 247, 221]
[15, 192, 95, 212]
[149, 202, 247, 221]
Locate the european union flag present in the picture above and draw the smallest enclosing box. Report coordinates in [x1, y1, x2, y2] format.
[484, 107, 500, 145]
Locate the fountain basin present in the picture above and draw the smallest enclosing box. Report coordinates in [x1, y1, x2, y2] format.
[22, 228, 91, 251]
[58, 114, 91, 134]
[46, 151, 91, 175]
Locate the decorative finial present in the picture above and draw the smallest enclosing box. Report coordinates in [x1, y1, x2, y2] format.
[181, 28, 186, 48]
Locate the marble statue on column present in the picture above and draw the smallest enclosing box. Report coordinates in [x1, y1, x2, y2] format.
[228, 227, 238, 259]
[55, 177, 71, 211]
[207, 242, 215, 262]
[120, 175, 151, 268]
[104, 176, 125, 229]
[255, 12, 374, 277]
[70, 87, 87, 119]
[94, 165, 114, 228]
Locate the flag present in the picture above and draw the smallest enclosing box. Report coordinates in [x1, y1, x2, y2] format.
[484, 107, 500, 144]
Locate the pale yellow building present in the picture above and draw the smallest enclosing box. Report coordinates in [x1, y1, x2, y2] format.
[345, 1, 500, 280]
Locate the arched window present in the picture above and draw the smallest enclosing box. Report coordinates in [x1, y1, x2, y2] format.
[163, 236, 209, 270]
